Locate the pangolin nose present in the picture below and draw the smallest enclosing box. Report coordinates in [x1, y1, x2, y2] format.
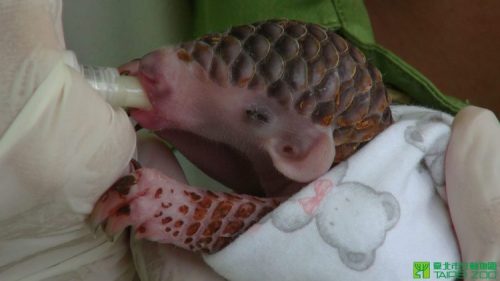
[136, 59, 163, 96]
[138, 67, 158, 86]
[138, 60, 159, 83]
[137, 50, 168, 85]
[117, 58, 141, 76]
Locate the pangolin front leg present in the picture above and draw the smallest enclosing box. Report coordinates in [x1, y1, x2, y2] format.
[90, 168, 280, 254]
[91, 19, 394, 255]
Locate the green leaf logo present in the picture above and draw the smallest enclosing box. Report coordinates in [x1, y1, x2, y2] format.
[414, 262, 430, 279]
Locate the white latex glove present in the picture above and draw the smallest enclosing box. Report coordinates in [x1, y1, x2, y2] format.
[0, 1, 137, 280]
[446, 106, 500, 281]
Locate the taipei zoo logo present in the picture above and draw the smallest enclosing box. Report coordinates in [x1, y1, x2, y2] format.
[414, 262, 431, 279]
[413, 261, 497, 280]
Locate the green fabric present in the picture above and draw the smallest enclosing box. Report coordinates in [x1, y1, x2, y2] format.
[193, 0, 340, 37]
[193, 0, 467, 114]
[330, 0, 375, 44]
[332, 0, 467, 113]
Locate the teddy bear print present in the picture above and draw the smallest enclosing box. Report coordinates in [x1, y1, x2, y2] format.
[271, 162, 401, 271]
[404, 111, 451, 154]
[405, 112, 451, 200]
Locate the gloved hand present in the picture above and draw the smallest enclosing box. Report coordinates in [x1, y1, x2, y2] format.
[0, 0, 136, 214]
[446, 106, 500, 281]
[0, 1, 136, 280]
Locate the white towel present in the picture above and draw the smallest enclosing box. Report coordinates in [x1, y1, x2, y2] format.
[203, 105, 460, 281]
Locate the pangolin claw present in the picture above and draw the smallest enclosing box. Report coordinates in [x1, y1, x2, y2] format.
[89, 171, 140, 236]
[88, 167, 280, 253]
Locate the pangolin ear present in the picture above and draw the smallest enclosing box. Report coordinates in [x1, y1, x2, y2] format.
[265, 131, 335, 183]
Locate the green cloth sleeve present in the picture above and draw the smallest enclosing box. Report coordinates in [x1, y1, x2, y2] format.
[192, 0, 467, 114]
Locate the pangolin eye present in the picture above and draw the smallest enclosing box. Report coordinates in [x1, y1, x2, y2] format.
[245, 108, 271, 123]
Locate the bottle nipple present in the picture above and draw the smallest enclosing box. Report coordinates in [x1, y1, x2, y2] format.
[80, 65, 151, 109]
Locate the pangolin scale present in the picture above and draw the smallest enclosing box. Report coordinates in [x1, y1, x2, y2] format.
[91, 19, 394, 254]
[177, 19, 392, 162]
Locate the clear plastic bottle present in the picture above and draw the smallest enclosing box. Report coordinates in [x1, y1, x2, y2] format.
[80, 65, 151, 109]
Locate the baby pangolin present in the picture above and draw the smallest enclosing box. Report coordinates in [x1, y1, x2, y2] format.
[90, 19, 392, 254]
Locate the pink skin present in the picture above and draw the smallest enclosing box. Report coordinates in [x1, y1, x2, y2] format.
[126, 48, 335, 191]
[131, 134, 227, 280]
[90, 167, 279, 253]
[90, 47, 335, 254]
